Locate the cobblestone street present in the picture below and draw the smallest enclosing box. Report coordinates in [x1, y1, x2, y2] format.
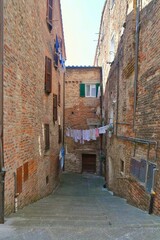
[0, 173, 160, 240]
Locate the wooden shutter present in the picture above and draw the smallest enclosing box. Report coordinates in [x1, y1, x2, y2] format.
[96, 83, 100, 97]
[80, 83, 85, 97]
[58, 82, 61, 106]
[53, 94, 58, 122]
[44, 124, 50, 151]
[24, 162, 28, 182]
[58, 125, 62, 144]
[45, 56, 52, 94]
[47, 0, 53, 31]
[16, 166, 22, 194]
[54, 52, 59, 68]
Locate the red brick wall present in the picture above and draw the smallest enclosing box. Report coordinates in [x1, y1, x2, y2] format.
[3, 0, 65, 214]
[65, 67, 102, 174]
[95, 0, 160, 213]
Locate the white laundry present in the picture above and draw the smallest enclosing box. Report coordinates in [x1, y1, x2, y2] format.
[98, 126, 107, 134]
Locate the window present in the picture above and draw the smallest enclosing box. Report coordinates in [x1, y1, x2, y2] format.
[23, 162, 28, 182]
[16, 166, 22, 194]
[58, 82, 61, 106]
[45, 56, 52, 94]
[110, 0, 115, 9]
[46, 176, 49, 184]
[58, 125, 62, 144]
[80, 83, 100, 98]
[120, 159, 124, 174]
[54, 35, 63, 69]
[110, 35, 115, 62]
[53, 94, 58, 122]
[131, 158, 146, 183]
[86, 84, 96, 97]
[44, 124, 50, 151]
[100, 21, 105, 42]
[46, 0, 53, 31]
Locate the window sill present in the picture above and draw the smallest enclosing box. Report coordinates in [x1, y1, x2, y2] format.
[85, 96, 97, 98]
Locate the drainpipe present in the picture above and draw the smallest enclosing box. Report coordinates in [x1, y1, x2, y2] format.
[133, 0, 140, 129]
[149, 166, 158, 214]
[14, 172, 19, 212]
[100, 67, 103, 128]
[0, 0, 6, 224]
[62, 73, 65, 146]
[116, 61, 120, 136]
[99, 67, 103, 176]
[62, 72, 65, 171]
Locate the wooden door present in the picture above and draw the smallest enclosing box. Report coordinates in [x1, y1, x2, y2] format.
[82, 154, 96, 173]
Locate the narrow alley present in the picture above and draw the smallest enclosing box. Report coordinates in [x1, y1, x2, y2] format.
[1, 173, 160, 240]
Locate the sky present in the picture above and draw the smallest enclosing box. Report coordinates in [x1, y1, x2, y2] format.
[61, 0, 105, 66]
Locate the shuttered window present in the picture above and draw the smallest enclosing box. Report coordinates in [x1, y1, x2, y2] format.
[54, 52, 59, 68]
[44, 124, 50, 151]
[16, 166, 22, 194]
[53, 94, 58, 122]
[96, 83, 100, 96]
[58, 82, 61, 106]
[45, 56, 52, 94]
[24, 162, 29, 182]
[80, 83, 100, 97]
[80, 83, 85, 97]
[46, 0, 53, 31]
[58, 125, 62, 144]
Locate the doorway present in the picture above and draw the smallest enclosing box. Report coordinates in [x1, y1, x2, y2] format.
[82, 154, 96, 173]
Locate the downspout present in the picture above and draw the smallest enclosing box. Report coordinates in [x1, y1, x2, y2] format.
[100, 67, 103, 128]
[62, 72, 65, 146]
[0, 0, 6, 224]
[116, 61, 120, 136]
[133, 0, 140, 129]
[62, 72, 65, 171]
[99, 67, 103, 176]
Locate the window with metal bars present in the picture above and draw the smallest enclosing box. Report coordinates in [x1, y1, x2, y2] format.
[45, 56, 52, 94]
[46, 0, 53, 31]
[53, 94, 58, 122]
[44, 124, 50, 151]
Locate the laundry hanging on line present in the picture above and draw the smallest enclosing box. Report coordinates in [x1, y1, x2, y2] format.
[66, 125, 110, 144]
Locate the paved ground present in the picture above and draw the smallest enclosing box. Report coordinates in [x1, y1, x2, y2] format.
[0, 172, 160, 240]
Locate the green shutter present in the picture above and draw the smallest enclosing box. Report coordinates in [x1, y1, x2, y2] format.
[80, 83, 85, 97]
[96, 83, 100, 97]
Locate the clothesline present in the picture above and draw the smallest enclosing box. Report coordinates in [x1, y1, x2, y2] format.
[66, 125, 111, 144]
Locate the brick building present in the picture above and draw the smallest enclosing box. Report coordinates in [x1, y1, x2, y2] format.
[0, 0, 66, 221]
[95, 0, 160, 214]
[64, 66, 103, 174]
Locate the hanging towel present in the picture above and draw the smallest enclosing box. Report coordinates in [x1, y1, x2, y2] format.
[92, 129, 97, 140]
[95, 128, 99, 137]
[98, 126, 106, 134]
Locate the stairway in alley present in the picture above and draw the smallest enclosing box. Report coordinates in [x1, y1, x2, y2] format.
[1, 173, 160, 240]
